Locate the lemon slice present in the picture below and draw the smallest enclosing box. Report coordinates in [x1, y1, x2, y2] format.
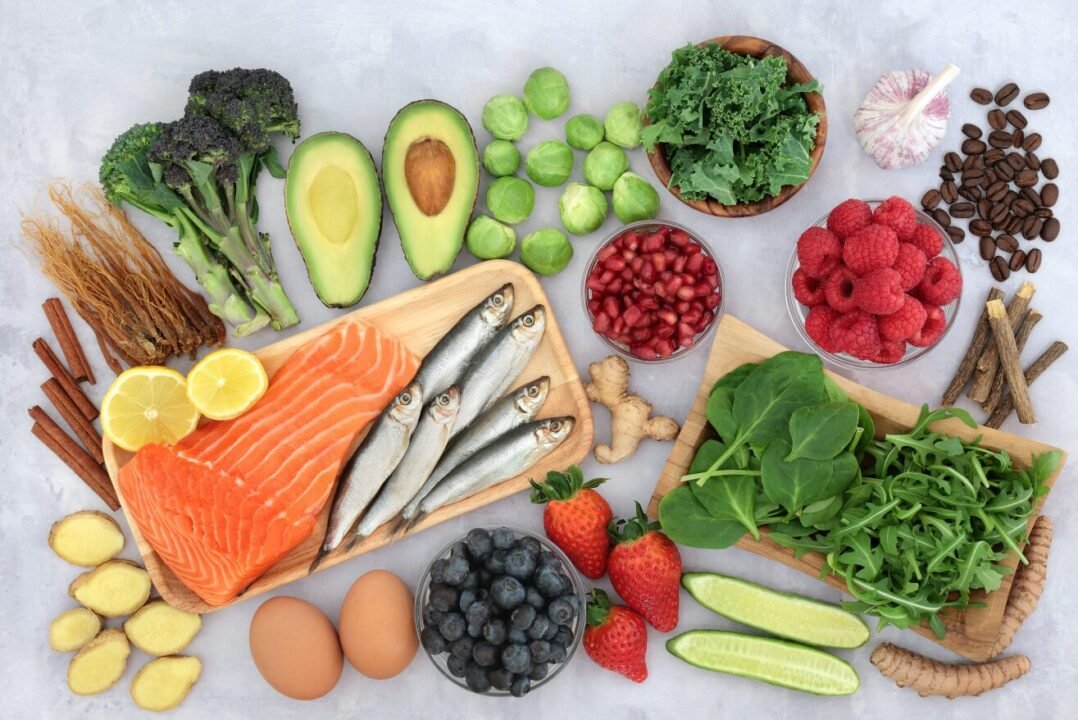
[185, 348, 268, 421]
[101, 367, 200, 452]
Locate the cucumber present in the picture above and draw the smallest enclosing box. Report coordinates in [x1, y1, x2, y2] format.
[682, 572, 870, 649]
[667, 630, 860, 696]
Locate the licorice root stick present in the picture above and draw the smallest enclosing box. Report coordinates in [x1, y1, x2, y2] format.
[983, 310, 1041, 415]
[986, 341, 1069, 429]
[968, 282, 1034, 402]
[942, 287, 1005, 405]
[986, 299, 1035, 423]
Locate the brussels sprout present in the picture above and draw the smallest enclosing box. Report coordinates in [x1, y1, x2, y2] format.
[486, 176, 535, 225]
[521, 228, 573, 276]
[583, 141, 629, 191]
[523, 67, 570, 120]
[466, 215, 517, 260]
[565, 114, 603, 150]
[612, 171, 660, 223]
[603, 102, 643, 149]
[482, 140, 520, 177]
[557, 183, 607, 236]
[525, 140, 574, 187]
[482, 95, 529, 141]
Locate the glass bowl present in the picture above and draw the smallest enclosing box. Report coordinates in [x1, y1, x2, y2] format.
[582, 219, 724, 363]
[785, 201, 962, 370]
[414, 527, 585, 697]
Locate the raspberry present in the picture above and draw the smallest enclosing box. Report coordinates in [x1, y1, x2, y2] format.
[916, 256, 962, 306]
[878, 295, 927, 342]
[907, 223, 944, 258]
[827, 199, 872, 239]
[893, 243, 928, 291]
[909, 304, 946, 347]
[823, 265, 859, 313]
[843, 225, 899, 275]
[873, 196, 918, 240]
[873, 339, 907, 365]
[792, 268, 826, 306]
[804, 306, 842, 353]
[796, 227, 843, 278]
[852, 268, 905, 315]
[829, 310, 881, 360]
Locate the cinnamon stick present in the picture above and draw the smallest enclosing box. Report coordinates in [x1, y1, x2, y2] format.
[986, 299, 1035, 423]
[43, 298, 94, 384]
[986, 341, 1068, 429]
[34, 388, 103, 465]
[942, 287, 1005, 405]
[968, 282, 1035, 402]
[30, 420, 118, 511]
[32, 338, 98, 420]
[982, 309, 1042, 415]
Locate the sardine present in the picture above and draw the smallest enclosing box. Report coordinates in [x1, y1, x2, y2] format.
[416, 416, 575, 518]
[413, 283, 514, 400]
[354, 387, 460, 539]
[452, 305, 546, 437]
[310, 381, 423, 570]
[401, 376, 550, 521]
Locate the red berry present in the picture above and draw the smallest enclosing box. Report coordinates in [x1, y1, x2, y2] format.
[843, 224, 899, 275]
[584, 589, 648, 683]
[907, 223, 944, 258]
[893, 243, 928, 291]
[909, 304, 947, 347]
[852, 268, 905, 315]
[827, 199, 872, 238]
[607, 503, 681, 633]
[829, 310, 882, 360]
[796, 227, 843, 278]
[804, 305, 842, 353]
[531, 467, 612, 579]
[916, 256, 962, 306]
[873, 196, 918, 240]
[792, 268, 826, 306]
[878, 295, 928, 342]
[873, 338, 907, 365]
[823, 265, 859, 313]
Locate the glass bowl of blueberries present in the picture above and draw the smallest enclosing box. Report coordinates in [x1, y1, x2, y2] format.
[414, 527, 585, 697]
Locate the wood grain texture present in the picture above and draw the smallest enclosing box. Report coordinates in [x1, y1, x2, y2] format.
[103, 260, 593, 613]
[645, 35, 828, 218]
[648, 315, 1066, 661]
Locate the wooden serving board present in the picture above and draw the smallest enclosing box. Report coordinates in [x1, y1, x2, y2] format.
[104, 260, 594, 613]
[648, 315, 1066, 661]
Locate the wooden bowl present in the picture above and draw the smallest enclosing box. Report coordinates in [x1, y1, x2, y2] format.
[645, 35, 828, 218]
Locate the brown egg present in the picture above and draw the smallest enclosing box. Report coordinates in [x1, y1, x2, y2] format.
[338, 570, 418, 679]
[249, 596, 342, 700]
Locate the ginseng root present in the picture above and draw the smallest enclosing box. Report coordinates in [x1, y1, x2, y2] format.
[870, 642, 1030, 698]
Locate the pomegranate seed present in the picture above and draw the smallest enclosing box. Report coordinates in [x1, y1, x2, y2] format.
[626, 234, 640, 252]
[640, 263, 656, 282]
[607, 279, 623, 294]
[630, 256, 644, 273]
[703, 259, 717, 275]
[631, 328, 650, 342]
[679, 335, 696, 349]
[612, 317, 625, 335]
[619, 268, 632, 281]
[585, 276, 604, 293]
[599, 269, 614, 284]
[638, 282, 654, 295]
[587, 299, 600, 314]
[673, 255, 687, 273]
[650, 253, 668, 273]
[631, 344, 658, 360]
[704, 293, 722, 309]
[606, 256, 626, 272]
[597, 244, 618, 261]
[697, 310, 715, 331]
[670, 230, 690, 246]
[676, 300, 691, 313]
[602, 296, 621, 317]
[684, 242, 702, 256]
[642, 233, 665, 252]
[683, 309, 702, 326]
[639, 296, 658, 310]
[685, 253, 705, 274]
[657, 325, 675, 339]
[664, 249, 678, 263]
[645, 334, 660, 349]
[676, 286, 696, 301]
[623, 305, 644, 327]
[593, 312, 611, 333]
[665, 275, 682, 292]
[678, 321, 695, 340]
[656, 339, 676, 357]
[657, 308, 677, 326]
[693, 281, 712, 297]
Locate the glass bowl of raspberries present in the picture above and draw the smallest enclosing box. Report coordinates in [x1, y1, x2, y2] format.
[787, 196, 962, 368]
[583, 220, 724, 362]
[415, 527, 585, 697]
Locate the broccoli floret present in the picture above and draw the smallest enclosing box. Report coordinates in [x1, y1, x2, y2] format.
[148, 115, 244, 189]
[185, 68, 300, 153]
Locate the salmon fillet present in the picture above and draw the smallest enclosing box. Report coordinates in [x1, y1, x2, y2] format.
[118, 319, 418, 606]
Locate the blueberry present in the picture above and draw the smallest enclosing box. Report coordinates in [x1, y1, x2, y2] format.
[538, 550, 560, 569]
[484, 549, 507, 574]
[547, 597, 575, 626]
[510, 604, 536, 630]
[467, 622, 482, 638]
[482, 618, 507, 645]
[528, 639, 552, 663]
[534, 566, 566, 597]
[525, 587, 545, 609]
[504, 547, 537, 580]
[472, 641, 499, 668]
[438, 612, 466, 642]
[450, 541, 469, 559]
[508, 627, 527, 645]
[465, 600, 492, 626]
[429, 583, 458, 612]
[420, 626, 448, 654]
[429, 558, 449, 584]
[492, 527, 516, 550]
[509, 675, 531, 697]
[462, 571, 478, 589]
[458, 588, 476, 612]
[489, 667, 514, 692]
[450, 636, 474, 659]
[529, 662, 549, 681]
[527, 614, 552, 640]
[446, 653, 468, 678]
[549, 642, 568, 664]
[553, 626, 573, 647]
[477, 569, 493, 587]
[465, 661, 492, 693]
[501, 643, 532, 674]
[519, 536, 542, 556]
[466, 529, 494, 559]
[490, 575, 526, 610]
[444, 555, 470, 585]
[422, 604, 444, 627]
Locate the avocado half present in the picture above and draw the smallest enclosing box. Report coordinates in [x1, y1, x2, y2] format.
[285, 131, 382, 307]
[382, 100, 479, 280]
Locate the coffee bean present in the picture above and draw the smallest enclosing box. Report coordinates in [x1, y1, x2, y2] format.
[987, 130, 1012, 149]
[940, 167, 955, 182]
[950, 201, 975, 218]
[958, 185, 982, 202]
[1011, 128, 1025, 147]
[940, 181, 958, 203]
[987, 109, 1007, 129]
[1009, 250, 1027, 272]
[977, 198, 991, 219]
[1025, 248, 1042, 273]
[986, 181, 1009, 201]
[932, 208, 952, 227]
[962, 138, 987, 155]
[1005, 109, 1028, 129]
[990, 256, 1011, 281]
[962, 167, 987, 184]
[978, 236, 997, 260]
[1041, 183, 1059, 207]
[1040, 217, 1060, 241]
[970, 219, 993, 237]
[995, 82, 1020, 106]
[960, 123, 982, 139]
[971, 87, 994, 104]
[1023, 92, 1050, 110]
[1040, 157, 1058, 179]
[946, 225, 966, 244]
[1006, 215, 1023, 234]
[1022, 133, 1042, 152]
[1006, 152, 1027, 170]
[1002, 190, 1018, 205]
[1034, 207, 1053, 219]
[1025, 152, 1040, 170]
[1013, 197, 1036, 217]
[1020, 187, 1041, 205]
[1022, 217, 1043, 240]
[989, 203, 1010, 224]
[963, 153, 984, 171]
[921, 189, 942, 210]
[984, 149, 1006, 166]
[996, 234, 1020, 253]
[1015, 169, 1039, 187]
[944, 152, 963, 172]
[995, 161, 1016, 182]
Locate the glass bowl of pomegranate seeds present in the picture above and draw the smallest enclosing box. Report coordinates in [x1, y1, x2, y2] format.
[786, 197, 963, 370]
[583, 220, 723, 362]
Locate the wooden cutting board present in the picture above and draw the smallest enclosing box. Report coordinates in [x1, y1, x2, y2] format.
[104, 260, 593, 613]
[648, 315, 1066, 661]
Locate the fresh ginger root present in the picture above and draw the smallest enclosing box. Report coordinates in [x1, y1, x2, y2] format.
[585, 355, 680, 464]
[130, 656, 202, 711]
[67, 629, 130, 695]
[49, 510, 125, 567]
[125, 600, 202, 656]
[870, 642, 1030, 698]
[991, 515, 1053, 657]
[49, 607, 102, 652]
[69, 559, 151, 617]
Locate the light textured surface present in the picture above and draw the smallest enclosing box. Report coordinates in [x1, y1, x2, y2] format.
[0, 1, 1074, 718]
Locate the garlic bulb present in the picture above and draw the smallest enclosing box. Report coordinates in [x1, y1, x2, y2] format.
[854, 65, 960, 170]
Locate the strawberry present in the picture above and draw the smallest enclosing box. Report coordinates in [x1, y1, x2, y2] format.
[530, 466, 612, 579]
[583, 589, 648, 683]
[607, 503, 681, 632]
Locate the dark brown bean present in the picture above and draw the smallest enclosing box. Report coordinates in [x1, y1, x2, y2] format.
[961, 123, 982, 139]
[1041, 183, 1059, 207]
[987, 108, 1007, 129]
[979, 236, 997, 260]
[963, 153, 984, 171]
[986, 181, 1009, 201]
[977, 199, 991, 219]
[995, 82, 1020, 106]
[1022, 217, 1043, 240]
[997, 234, 1020, 253]
[1025, 247, 1042, 272]
[940, 181, 958, 203]
[962, 138, 988, 155]
[1040, 157, 1058, 179]
[1025, 152, 1040, 170]
[1023, 133, 1042, 152]
[1023, 92, 1050, 110]
[944, 152, 963, 172]
[1005, 109, 1028, 129]
[1002, 190, 1018, 205]
[1006, 215, 1023, 234]
[932, 208, 952, 227]
[950, 201, 975, 218]
[921, 189, 942, 210]
[988, 130, 1013, 148]
[1015, 169, 1039, 188]
[970, 219, 993, 237]
[1020, 187, 1041, 205]
[989, 203, 1010, 224]
[1013, 198, 1036, 216]
[984, 149, 1006, 166]
[940, 167, 955, 182]
[958, 185, 982, 202]
[1011, 128, 1025, 148]
[962, 167, 987, 185]
[990, 256, 1011, 281]
[971, 87, 994, 104]
[1034, 207, 1053, 219]
[1009, 250, 1027, 272]
[1040, 217, 1060, 241]
[946, 225, 966, 244]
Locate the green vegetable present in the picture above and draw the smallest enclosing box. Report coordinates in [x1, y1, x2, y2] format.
[603, 101, 643, 148]
[612, 171, 660, 222]
[523, 67, 570, 120]
[786, 402, 859, 461]
[521, 228, 573, 276]
[557, 183, 607, 235]
[583, 142, 628, 191]
[642, 43, 821, 205]
[565, 114, 604, 150]
[482, 140, 520, 177]
[525, 140, 574, 187]
[481, 94, 529, 141]
[659, 486, 747, 549]
[486, 176, 535, 225]
[465, 215, 516, 260]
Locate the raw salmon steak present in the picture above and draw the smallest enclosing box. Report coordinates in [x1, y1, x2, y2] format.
[118, 319, 419, 606]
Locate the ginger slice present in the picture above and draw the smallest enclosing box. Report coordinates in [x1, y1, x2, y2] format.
[125, 600, 202, 656]
[49, 510, 125, 567]
[67, 629, 130, 695]
[870, 642, 1030, 698]
[130, 656, 202, 711]
[49, 607, 102, 652]
[585, 355, 680, 464]
[991, 515, 1052, 657]
[69, 559, 151, 617]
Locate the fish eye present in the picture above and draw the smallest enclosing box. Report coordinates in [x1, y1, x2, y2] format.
[439, 394, 449, 405]
[550, 420, 561, 431]
[528, 386, 538, 397]
[523, 315, 534, 327]
[492, 295, 503, 306]
[400, 392, 411, 404]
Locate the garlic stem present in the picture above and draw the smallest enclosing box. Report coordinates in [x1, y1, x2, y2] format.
[898, 64, 961, 128]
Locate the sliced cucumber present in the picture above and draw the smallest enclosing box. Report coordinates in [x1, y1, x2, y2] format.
[682, 572, 870, 649]
[667, 630, 860, 696]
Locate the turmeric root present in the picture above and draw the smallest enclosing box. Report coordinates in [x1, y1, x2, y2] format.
[49, 510, 125, 567]
[870, 642, 1030, 698]
[991, 515, 1053, 657]
[585, 355, 680, 464]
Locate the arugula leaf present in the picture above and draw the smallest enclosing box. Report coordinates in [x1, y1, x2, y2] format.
[786, 401, 860, 461]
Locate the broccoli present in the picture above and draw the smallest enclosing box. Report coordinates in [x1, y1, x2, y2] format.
[186, 68, 299, 157]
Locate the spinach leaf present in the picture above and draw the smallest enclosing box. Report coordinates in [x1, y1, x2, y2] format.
[785, 401, 859, 461]
[798, 495, 843, 527]
[732, 352, 825, 446]
[705, 388, 738, 444]
[761, 436, 832, 513]
[658, 485, 746, 549]
[692, 475, 759, 540]
[852, 404, 876, 456]
[823, 375, 848, 402]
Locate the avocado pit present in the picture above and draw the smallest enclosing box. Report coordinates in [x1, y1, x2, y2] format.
[404, 138, 456, 217]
